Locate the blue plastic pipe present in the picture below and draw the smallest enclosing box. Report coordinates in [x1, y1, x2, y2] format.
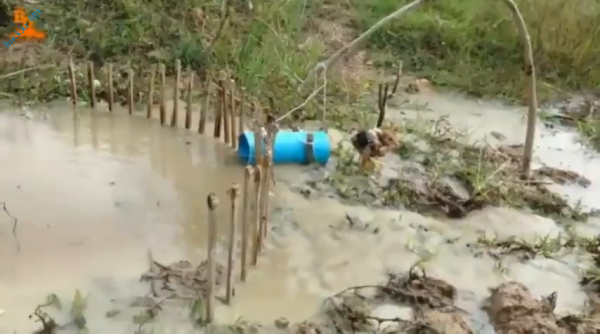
[238, 130, 331, 165]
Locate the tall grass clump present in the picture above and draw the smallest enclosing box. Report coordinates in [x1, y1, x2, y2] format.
[352, 0, 600, 102]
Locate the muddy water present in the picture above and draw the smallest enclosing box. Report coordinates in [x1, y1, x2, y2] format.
[0, 91, 598, 333]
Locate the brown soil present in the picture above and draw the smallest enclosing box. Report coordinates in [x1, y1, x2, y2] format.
[323, 265, 472, 333]
[485, 282, 600, 334]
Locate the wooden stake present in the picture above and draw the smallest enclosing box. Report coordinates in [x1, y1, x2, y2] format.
[127, 69, 134, 115]
[206, 193, 219, 323]
[305, 133, 315, 164]
[238, 88, 245, 143]
[222, 83, 231, 145]
[253, 125, 262, 167]
[260, 126, 277, 239]
[240, 166, 253, 281]
[199, 75, 210, 134]
[107, 64, 114, 112]
[146, 65, 155, 119]
[68, 57, 77, 106]
[171, 59, 181, 127]
[159, 64, 166, 125]
[251, 166, 263, 266]
[226, 183, 240, 304]
[185, 71, 194, 130]
[229, 80, 237, 149]
[253, 103, 263, 166]
[213, 80, 224, 139]
[86, 61, 95, 109]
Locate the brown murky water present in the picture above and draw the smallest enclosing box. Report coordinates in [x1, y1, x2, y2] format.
[0, 92, 599, 333]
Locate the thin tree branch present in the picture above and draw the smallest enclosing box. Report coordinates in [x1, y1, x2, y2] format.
[206, 0, 231, 55]
[498, 0, 538, 178]
[298, 0, 426, 93]
[275, 82, 326, 123]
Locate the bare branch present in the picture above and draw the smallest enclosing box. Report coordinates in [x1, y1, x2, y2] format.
[206, 0, 231, 55]
[275, 83, 326, 123]
[497, 0, 538, 178]
[298, 0, 425, 92]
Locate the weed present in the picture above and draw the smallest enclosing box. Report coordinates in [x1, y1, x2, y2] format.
[352, 0, 600, 102]
[321, 111, 589, 220]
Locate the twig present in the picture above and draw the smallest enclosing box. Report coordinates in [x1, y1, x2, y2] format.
[298, 0, 425, 92]
[276, 82, 325, 123]
[206, 0, 230, 54]
[1, 202, 20, 251]
[0, 65, 53, 80]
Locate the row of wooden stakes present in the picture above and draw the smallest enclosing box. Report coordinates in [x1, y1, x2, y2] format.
[67, 59, 279, 323]
[67, 58, 264, 151]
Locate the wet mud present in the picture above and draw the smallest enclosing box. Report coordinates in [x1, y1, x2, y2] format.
[1, 88, 600, 333]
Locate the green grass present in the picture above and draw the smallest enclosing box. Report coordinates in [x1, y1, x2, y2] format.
[0, 0, 349, 119]
[352, 0, 600, 103]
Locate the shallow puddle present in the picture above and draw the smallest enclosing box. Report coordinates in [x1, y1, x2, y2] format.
[0, 91, 598, 333]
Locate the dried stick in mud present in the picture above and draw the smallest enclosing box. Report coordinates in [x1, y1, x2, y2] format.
[86, 61, 96, 109]
[159, 64, 166, 125]
[376, 62, 402, 128]
[185, 71, 194, 130]
[68, 57, 77, 106]
[1, 202, 19, 252]
[171, 59, 181, 128]
[251, 166, 263, 266]
[240, 166, 254, 281]
[299, 0, 425, 93]
[498, 0, 538, 178]
[127, 69, 134, 115]
[206, 193, 219, 323]
[107, 64, 114, 112]
[199, 75, 210, 134]
[146, 65, 155, 119]
[226, 183, 240, 304]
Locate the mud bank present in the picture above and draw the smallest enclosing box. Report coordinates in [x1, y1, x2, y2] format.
[2, 89, 600, 333]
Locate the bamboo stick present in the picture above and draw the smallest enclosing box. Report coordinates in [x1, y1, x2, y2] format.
[171, 59, 181, 127]
[68, 57, 77, 106]
[229, 80, 237, 149]
[147, 65, 155, 119]
[205, 193, 219, 323]
[159, 64, 166, 125]
[222, 83, 231, 145]
[127, 69, 134, 115]
[251, 166, 263, 265]
[199, 75, 210, 134]
[107, 64, 114, 112]
[238, 88, 245, 142]
[86, 61, 95, 109]
[226, 183, 240, 304]
[214, 80, 224, 139]
[240, 166, 253, 281]
[185, 71, 193, 130]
